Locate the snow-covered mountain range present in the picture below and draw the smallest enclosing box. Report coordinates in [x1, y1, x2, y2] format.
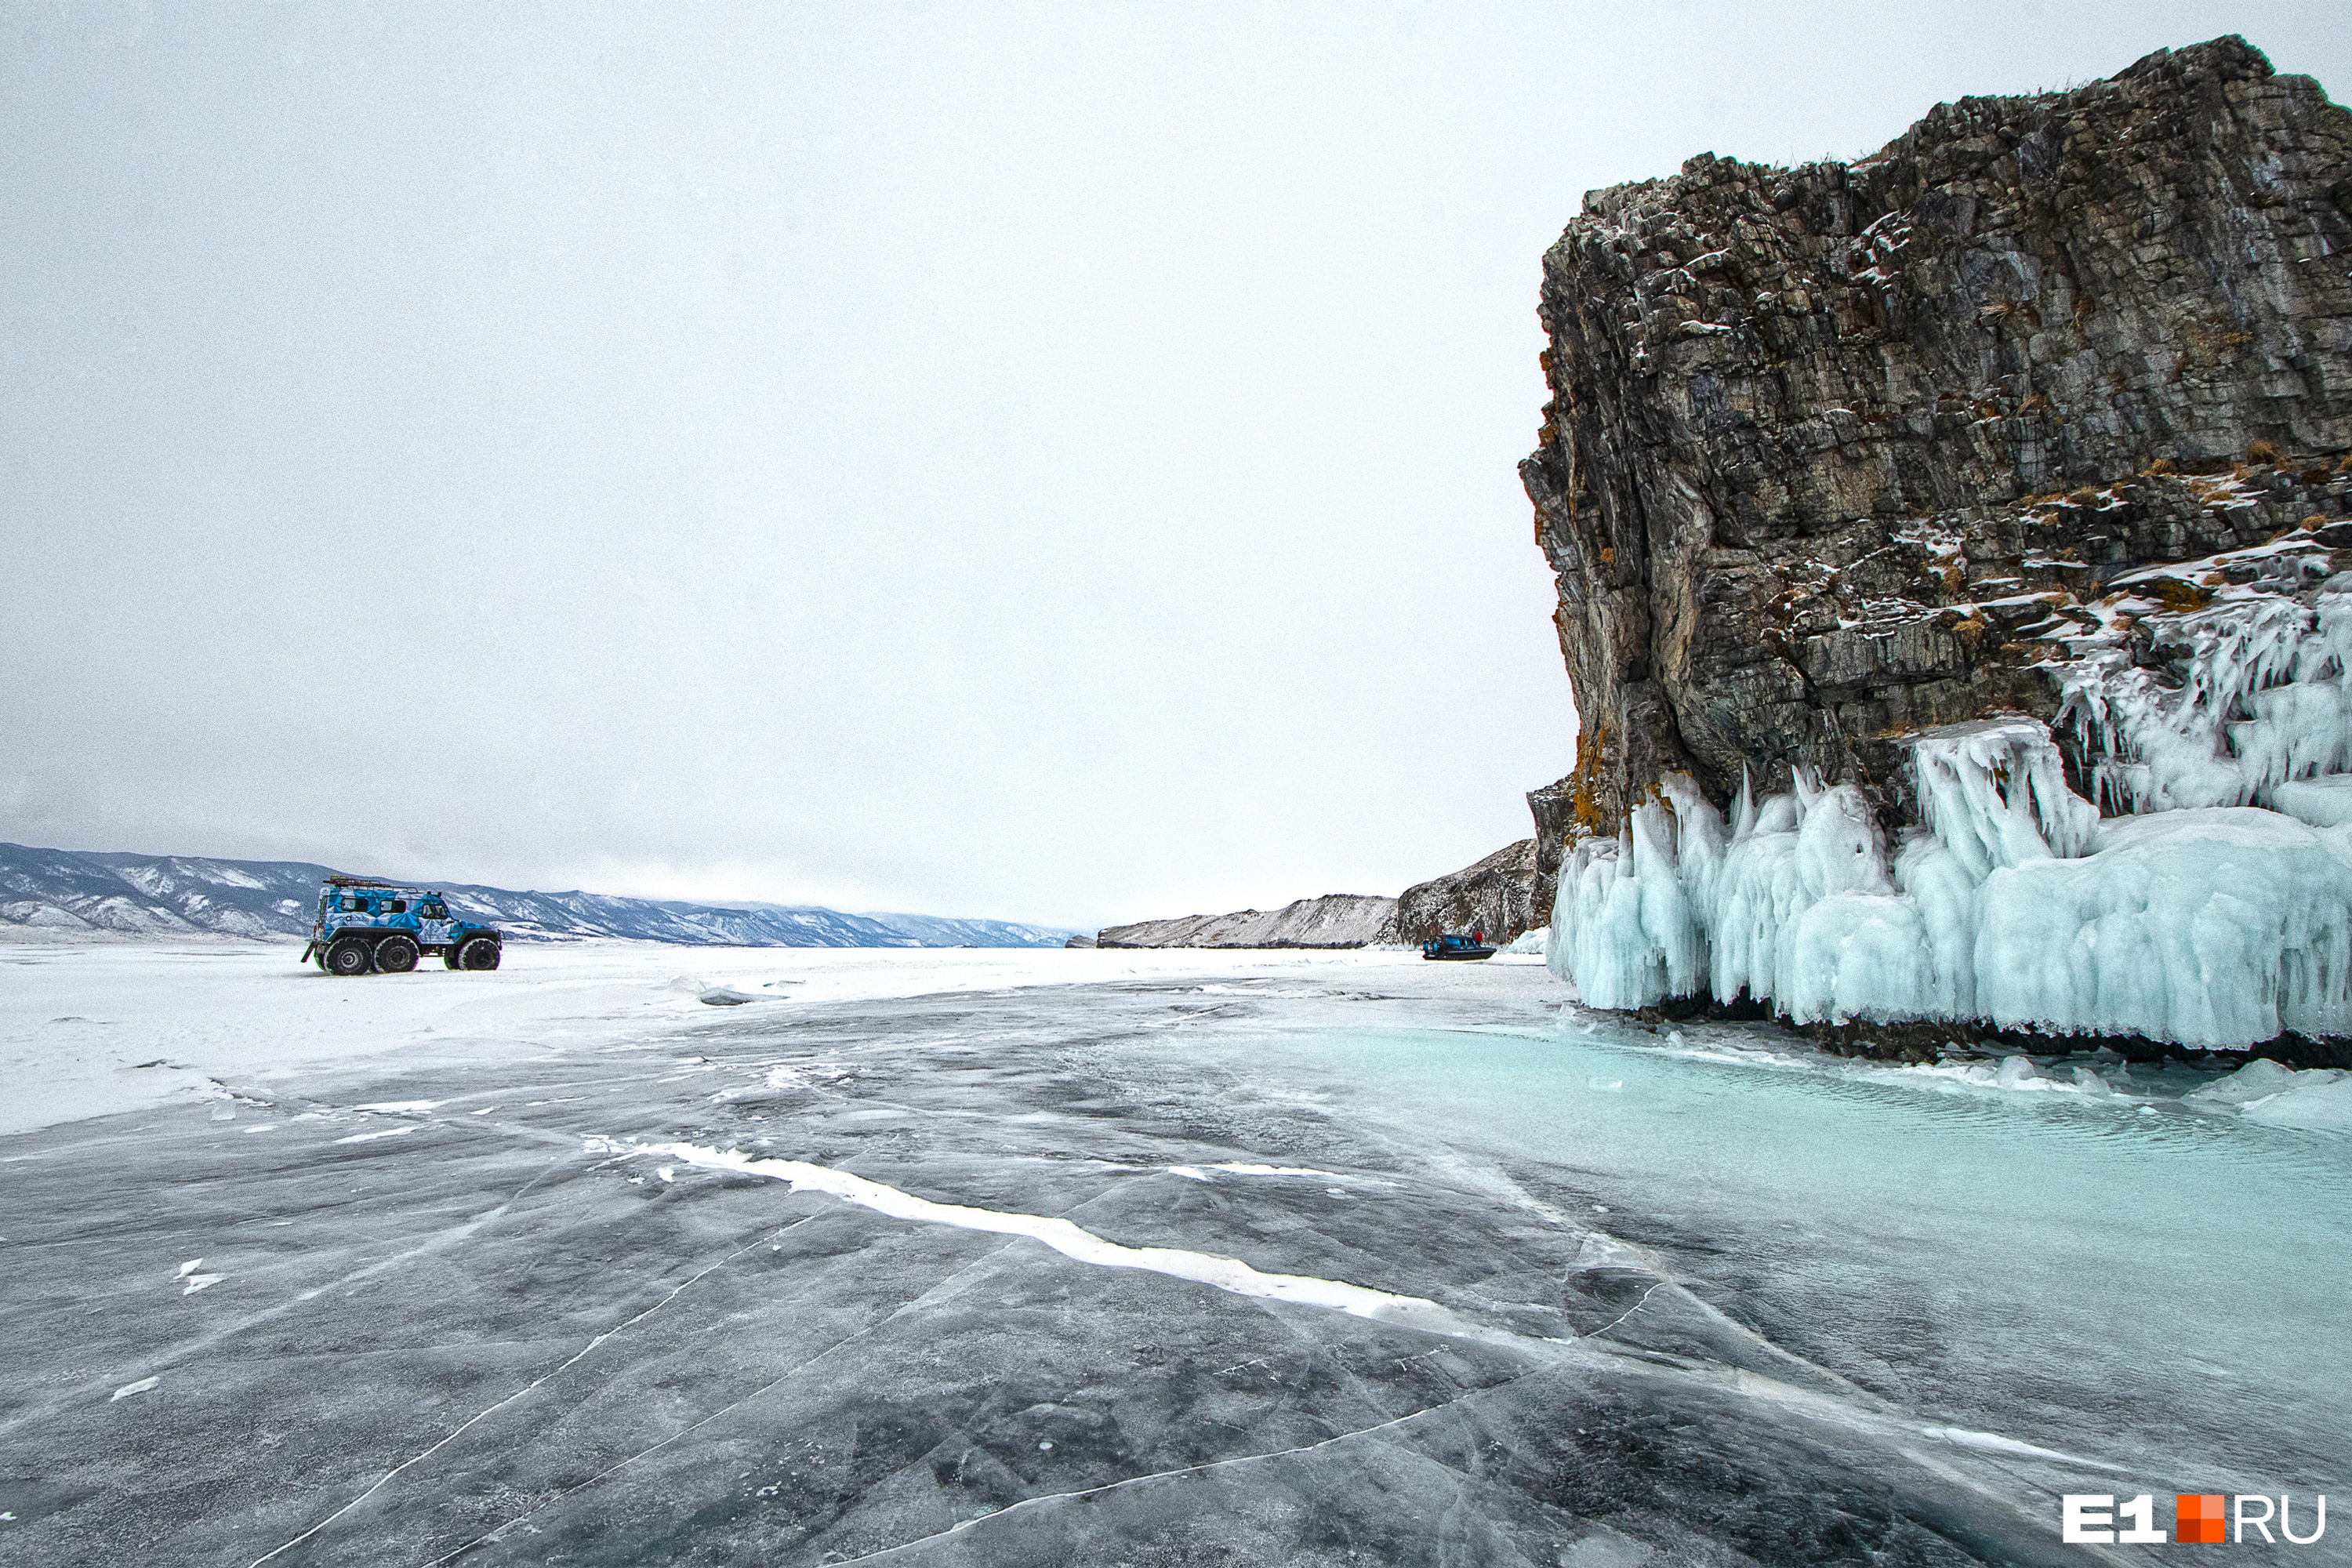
[0, 843, 1078, 949]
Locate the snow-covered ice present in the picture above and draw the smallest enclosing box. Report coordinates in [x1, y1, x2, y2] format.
[330, 1125, 416, 1144]
[0, 940, 1421, 1137]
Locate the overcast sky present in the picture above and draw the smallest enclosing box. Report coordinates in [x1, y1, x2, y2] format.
[4, 2, 2344, 928]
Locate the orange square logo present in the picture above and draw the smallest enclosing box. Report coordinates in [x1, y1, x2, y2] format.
[2177, 1494, 2227, 1544]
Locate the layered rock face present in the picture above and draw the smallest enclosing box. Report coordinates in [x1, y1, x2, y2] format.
[1522, 37, 2352, 830]
[1525, 38, 2352, 1054]
[1393, 840, 1539, 945]
[1523, 775, 1582, 931]
[1097, 894, 1397, 949]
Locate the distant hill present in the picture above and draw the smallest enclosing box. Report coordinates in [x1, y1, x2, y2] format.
[1097, 893, 1397, 949]
[1392, 840, 1540, 947]
[0, 843, 1079, 949]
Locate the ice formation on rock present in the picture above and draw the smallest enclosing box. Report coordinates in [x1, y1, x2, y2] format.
[1519, 38, 2352, 1052]
[2057, 546, 2352, 817]
[1551, 555, 2352, 1051]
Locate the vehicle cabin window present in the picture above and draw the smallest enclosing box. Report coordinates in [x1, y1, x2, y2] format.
[422, 902, 445, 919]
[343, 896, 363, 912]
[389, 900, 406, 914]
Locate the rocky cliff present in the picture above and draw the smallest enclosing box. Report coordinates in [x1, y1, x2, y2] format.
[1522, 36, 2352, 834]
[1523, 775, 1582, 931]
[1523, 38, 2352, 1055]
[1393, 840, 1540, 945]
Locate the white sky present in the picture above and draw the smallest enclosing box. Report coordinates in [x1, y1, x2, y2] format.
[5, 2, 2345, 928]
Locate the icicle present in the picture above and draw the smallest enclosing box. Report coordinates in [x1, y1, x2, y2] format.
[1792, 765, 1824, 818]
[2051, 579, 2352, 813]
[1661, 772, 1728, 920]
[1543, 711, 2352, 1047]
[1630, 799, 1705, 998]
[1909, 719, 2093, 873]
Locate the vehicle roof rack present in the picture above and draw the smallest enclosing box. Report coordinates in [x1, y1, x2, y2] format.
[323, 875, 406, 888]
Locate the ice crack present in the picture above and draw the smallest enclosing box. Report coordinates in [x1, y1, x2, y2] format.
[251, 1211, 817, 1567]
[643, 1142, 1533, 1348]
[818, 1385, 1527, 1566]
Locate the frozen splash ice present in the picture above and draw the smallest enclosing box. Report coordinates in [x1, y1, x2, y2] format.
[2053, 559, 2352, 818]
[1549, 717, 2352, 1048]
[1552, 536, 2352, 1048]
[2183, 1058, 2352, 1131]
[1908, 719, 2097, 874]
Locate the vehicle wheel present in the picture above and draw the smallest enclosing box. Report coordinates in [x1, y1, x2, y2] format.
[375, 935, 419, 974]
[442, 950, 463, 971]
[456, 935, 501, 971]
[325, 936, 376, 977]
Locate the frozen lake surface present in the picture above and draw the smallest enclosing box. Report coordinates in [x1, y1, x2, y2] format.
[2, 945, 2345, 1565]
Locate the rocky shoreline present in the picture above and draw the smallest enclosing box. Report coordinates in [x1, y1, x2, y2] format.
[1623, 989, 2352, 1070]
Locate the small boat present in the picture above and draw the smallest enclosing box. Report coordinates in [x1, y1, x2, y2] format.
[1421, 932, 1496, 961]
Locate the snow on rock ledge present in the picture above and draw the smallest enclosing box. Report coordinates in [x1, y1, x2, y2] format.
[1548, 719, 2352, 1050]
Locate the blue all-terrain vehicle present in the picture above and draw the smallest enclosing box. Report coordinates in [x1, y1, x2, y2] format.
[301, 877, 503, 976]
[1421, 932, 1497, 961]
